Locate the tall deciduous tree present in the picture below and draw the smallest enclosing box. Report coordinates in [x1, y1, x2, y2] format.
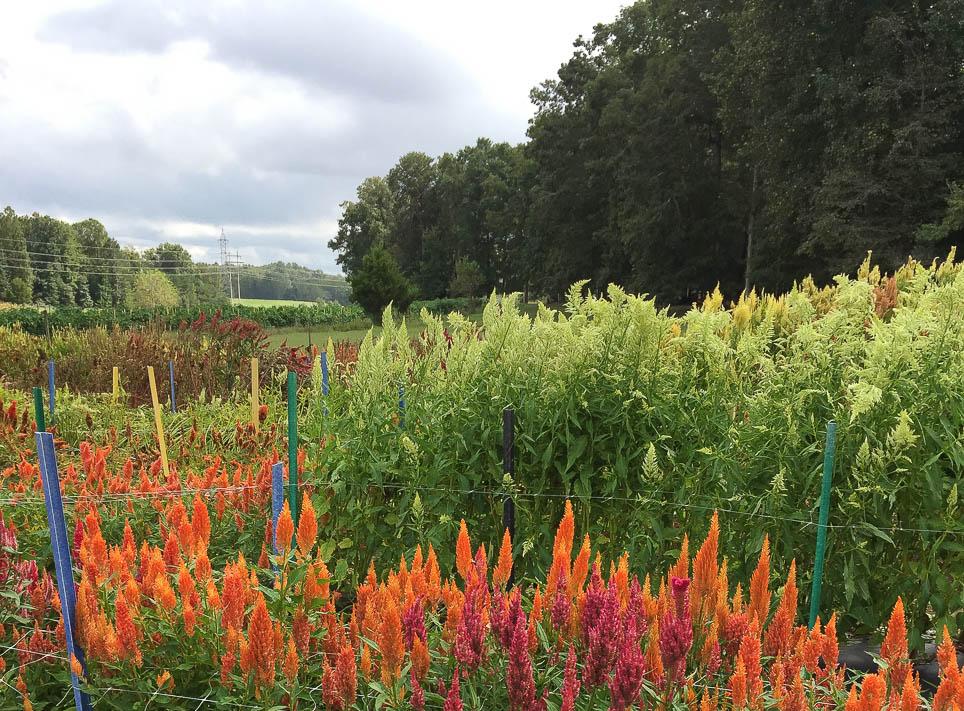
[329, 0, 963, 302]
[73, 218, 122, 306]
[126, 269, 180, 308]
[0, 206, 33, 303]
[21, 213, 89, 306]
[329, 177, 395, 279]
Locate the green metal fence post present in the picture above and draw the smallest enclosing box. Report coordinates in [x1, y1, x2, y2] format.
[809, 420, 837, 628]
[33, 386, 46, 432]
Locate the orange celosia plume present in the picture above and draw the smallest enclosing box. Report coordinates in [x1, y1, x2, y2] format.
[378, 592, 405, 685]
[546, 501, 575, 601]
[748, 536, 771, 625]
[246, 592, 278, 689]
[191, 494, 211, 549]
[275, 501, 295, 555]
[692, 512, 719, 621]
[880, 597, 911, 690]
[492, 528, 513, 589]
[455, 520, 472, 583]
[296, 496, 318, 558]
[568, 535, 591, 599]
[763, 560, 797, 659]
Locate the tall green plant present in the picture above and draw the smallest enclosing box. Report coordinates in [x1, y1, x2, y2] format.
[303, 254, 964, 647]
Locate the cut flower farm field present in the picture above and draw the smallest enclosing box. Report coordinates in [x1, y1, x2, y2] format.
[1, 252, 964, 707]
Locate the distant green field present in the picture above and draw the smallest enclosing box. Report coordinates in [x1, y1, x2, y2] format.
[265, 307, 534, 347]
[266, 312, 476, 348]
[231, 298, 317, 307]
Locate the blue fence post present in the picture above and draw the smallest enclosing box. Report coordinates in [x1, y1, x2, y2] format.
[287, 372, 299, 527]
[271, 462, 284, 554]
[36, 431, 92, 711]
[47, 359, 55, 418]
[168, 360, 177, 413]
[321, 351, 330, 397]
[398, 385, 406, 430]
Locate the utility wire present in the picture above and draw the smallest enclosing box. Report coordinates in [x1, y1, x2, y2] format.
[0, 254, 349, 290]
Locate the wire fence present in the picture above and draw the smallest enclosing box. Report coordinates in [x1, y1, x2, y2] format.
[3, 477, 962, 538]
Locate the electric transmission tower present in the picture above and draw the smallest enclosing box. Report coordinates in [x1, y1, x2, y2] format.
[218, 228, 233, 299]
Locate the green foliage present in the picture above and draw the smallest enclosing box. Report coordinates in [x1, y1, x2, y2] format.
[449, 257, 484, 297]
[0, 207, 32, 304]
[20, 211, 89, 306]
[917, 182, 964, 244]
[126, 269, 180, 308]
[143, 241, 210, 307]
[409, 296, 483, 316]
[348, 243, 416, 323]
[330, 141, 532, 300]
[304, 255, 964, 646]
[329, 176, 394, 278]
[72, 218, 124, 306]
[0, 301, 365, 334]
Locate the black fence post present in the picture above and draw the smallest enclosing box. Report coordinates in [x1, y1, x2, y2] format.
[502, 407, 516, 588]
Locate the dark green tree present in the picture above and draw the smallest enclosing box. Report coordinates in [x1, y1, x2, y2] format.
[917, 182, 964, 249]
[0, 206, 33, 303]
[716, 0, 964, 289]
[386, 152, 439, 285]
[21, 213, 88, 306]
[527, 0, 743, 302]
[348, 243, 416, 323]
[114, 247, 144, 307]
[73, 218, 123, 306]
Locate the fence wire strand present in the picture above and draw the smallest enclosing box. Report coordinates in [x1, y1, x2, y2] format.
[4, 476, 963, 537]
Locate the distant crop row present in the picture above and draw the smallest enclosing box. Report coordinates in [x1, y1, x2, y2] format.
[0, 298, 488, 336]
[0, 301, 366, 334]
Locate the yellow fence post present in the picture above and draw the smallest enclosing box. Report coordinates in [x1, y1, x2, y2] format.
[112, 366, 119, 403]
[147, 366, 170, 479]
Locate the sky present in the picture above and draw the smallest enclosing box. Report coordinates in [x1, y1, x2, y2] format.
[0, 0, 626, 272]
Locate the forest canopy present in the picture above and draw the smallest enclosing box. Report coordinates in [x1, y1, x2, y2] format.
[330, 0, 964, 303]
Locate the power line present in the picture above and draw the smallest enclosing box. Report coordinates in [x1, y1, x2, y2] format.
[0, 245, 211, 267]
[0, 239, 349, 286]
[0, 252, 224, 274]
[0, 251, 349, 289]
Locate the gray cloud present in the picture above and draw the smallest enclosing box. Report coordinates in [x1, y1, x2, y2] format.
[40, 1, 467, 104]
[38, 1, 187, 54]
[3, 2, 526, 271]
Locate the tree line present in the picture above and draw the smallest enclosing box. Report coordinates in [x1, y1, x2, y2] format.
[0, 208, 348, 307]
[332, 0, 964, 305]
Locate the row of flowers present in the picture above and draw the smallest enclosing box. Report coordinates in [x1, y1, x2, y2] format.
[4, 498, 964, 709]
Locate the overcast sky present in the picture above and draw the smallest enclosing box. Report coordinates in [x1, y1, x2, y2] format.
[0, 1, 625, 272]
